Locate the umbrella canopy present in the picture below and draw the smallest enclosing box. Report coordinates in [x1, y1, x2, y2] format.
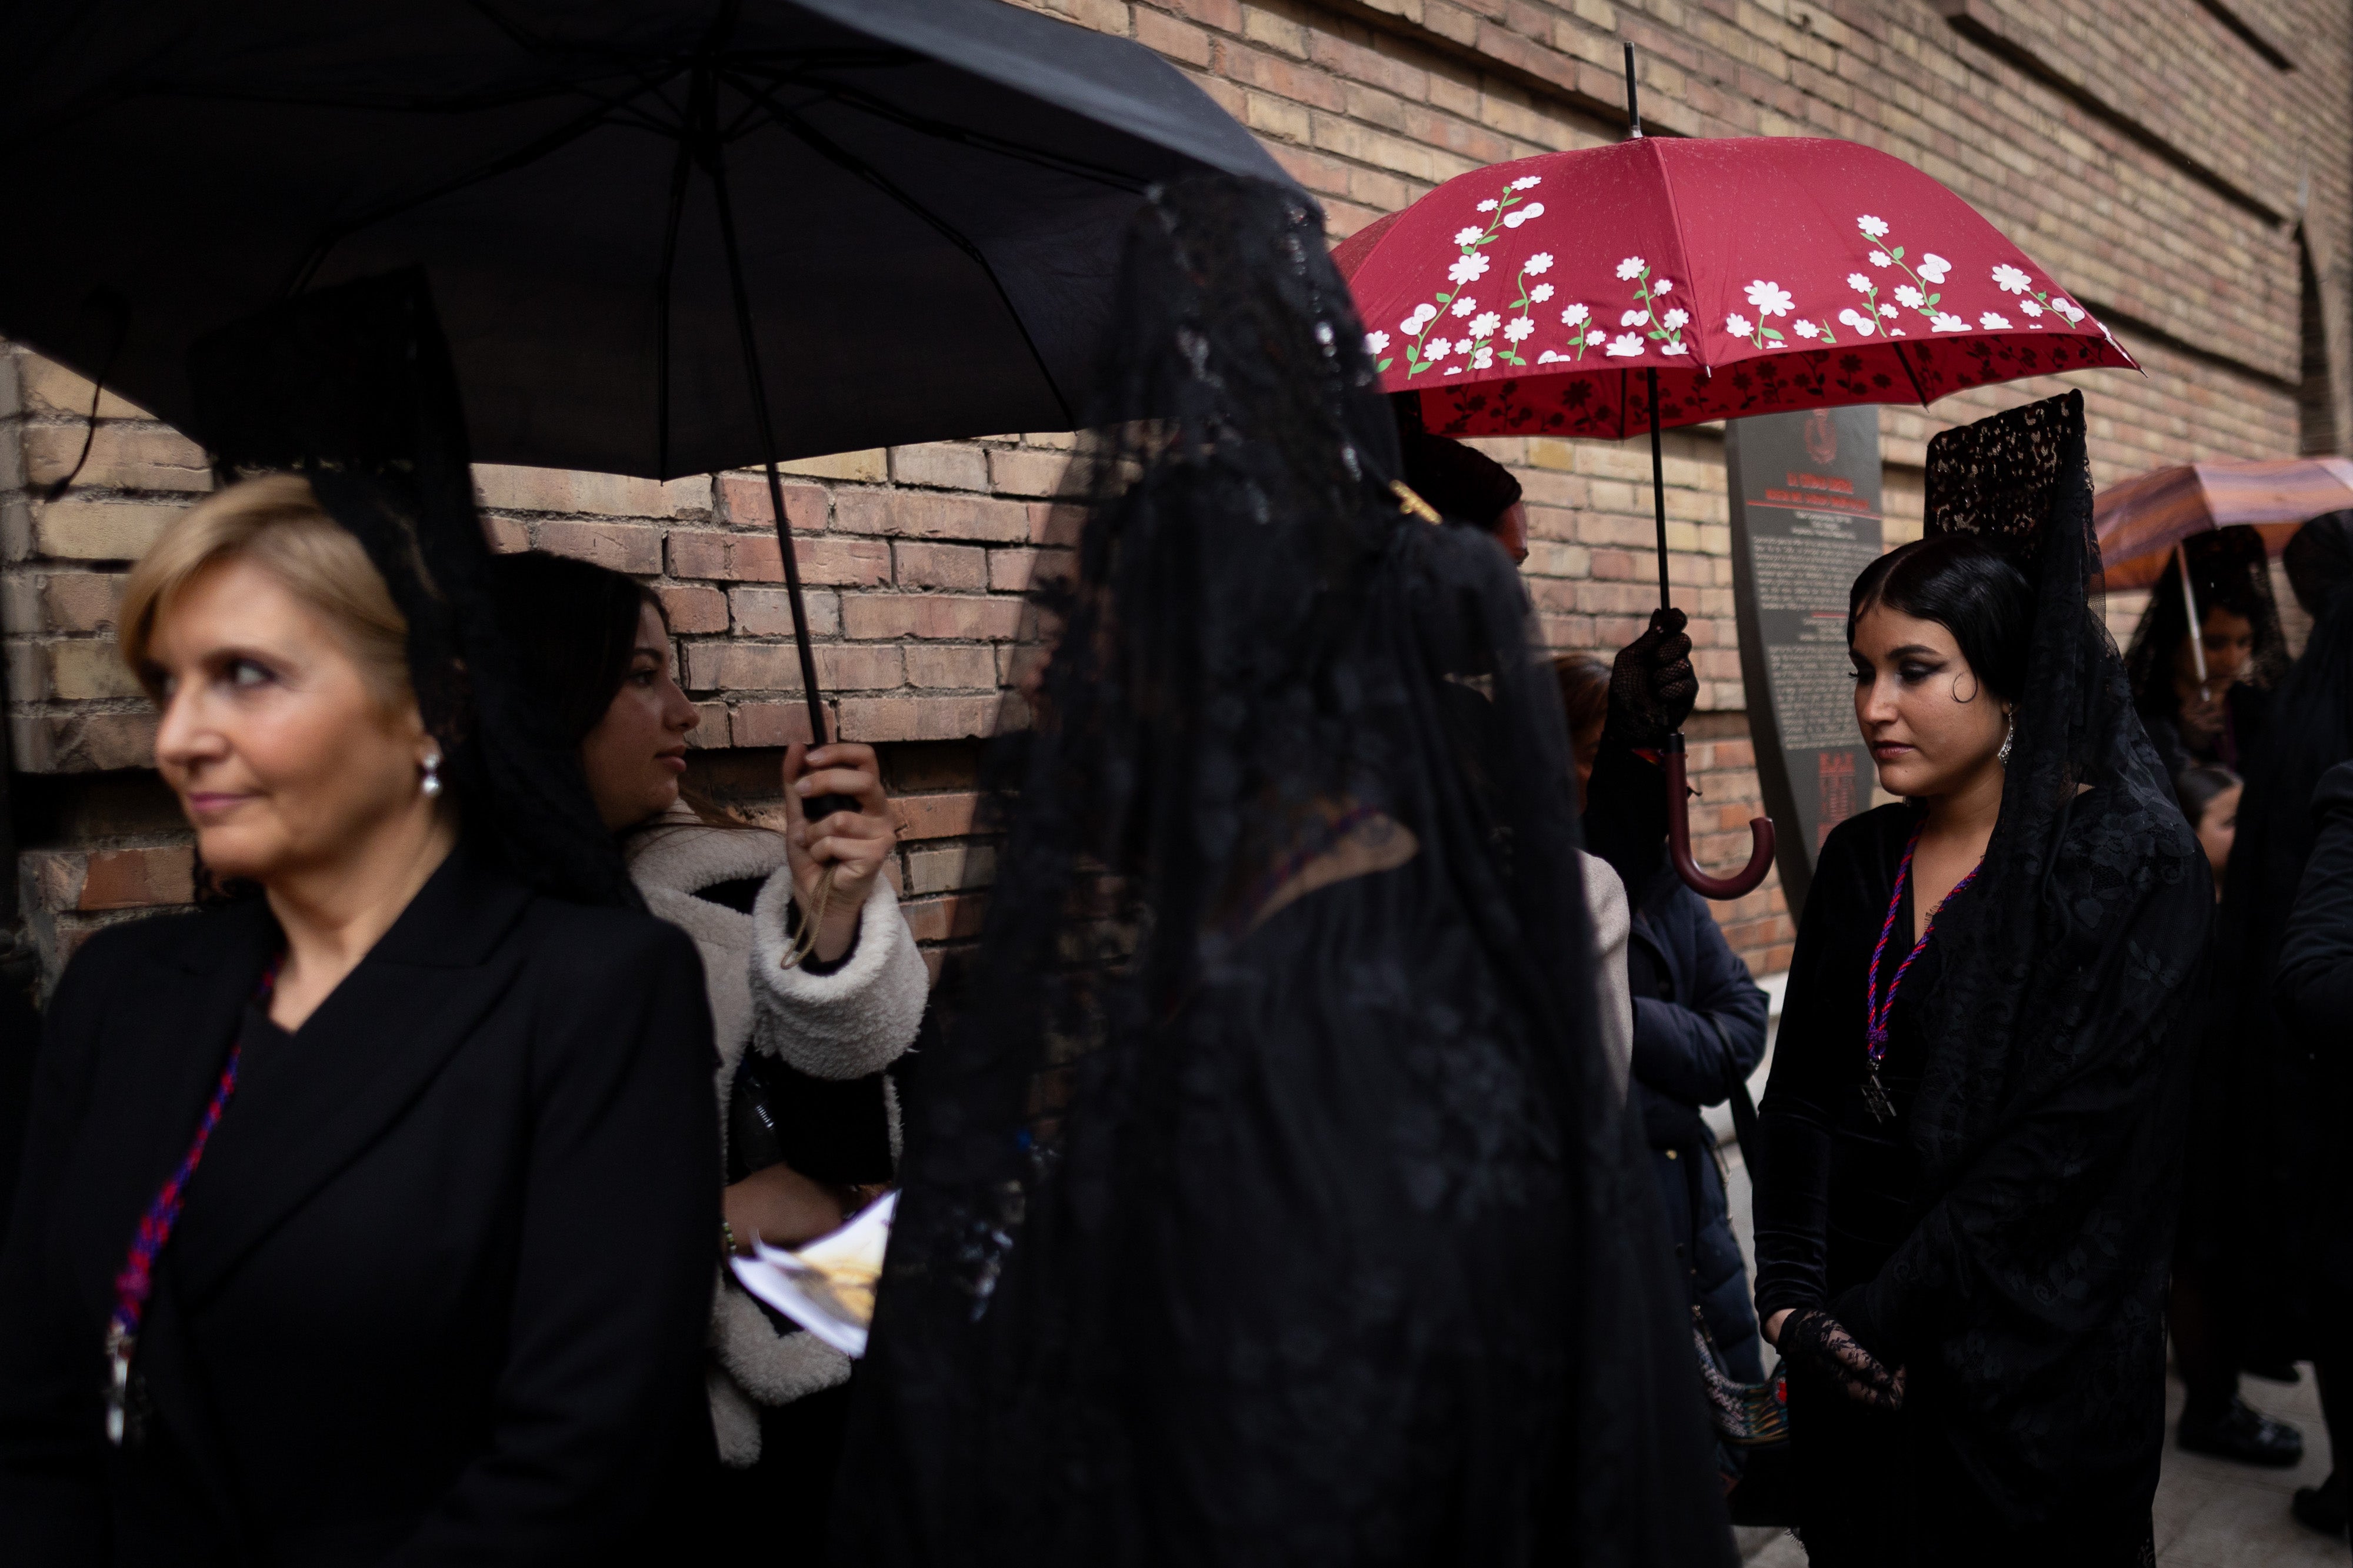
[0, 0, 1292, 479]
[2094, 458, 2353, 590]
[1334, 136, 2133, 440]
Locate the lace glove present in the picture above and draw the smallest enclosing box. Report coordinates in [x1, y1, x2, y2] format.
[1603, 608, 1698, 750]
[1776, 1307, 1905, 1410]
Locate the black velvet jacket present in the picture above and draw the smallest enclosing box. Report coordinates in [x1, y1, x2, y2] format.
[0, 848, 721, 1566]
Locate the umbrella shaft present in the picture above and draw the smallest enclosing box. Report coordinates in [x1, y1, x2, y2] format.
[709, 138, 831, 750]
[2178, 545, 2208, 688]
[1648, 368, 1671, 610]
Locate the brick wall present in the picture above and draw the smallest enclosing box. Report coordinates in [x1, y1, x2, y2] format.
[5, 0, 2348, 985]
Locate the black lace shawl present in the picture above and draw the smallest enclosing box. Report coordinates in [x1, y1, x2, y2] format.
[186, 271, 635, 909]
[1839, 393, 2210, 1522]
[835, 176, 1728, 1566]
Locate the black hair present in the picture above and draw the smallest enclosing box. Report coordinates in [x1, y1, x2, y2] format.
[2175, 763, 2241, 829]
[485, 551, 663, 746]
[1847, 533, 2035, 702]
[1391, 393, 1521, 528]
[2123, 528, 2287, 717]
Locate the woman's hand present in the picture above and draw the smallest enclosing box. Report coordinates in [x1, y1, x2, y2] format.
[723, 1163, 847, 1252]
[781, 741, 896, 965]
[1774, 1307, 1905, 1410]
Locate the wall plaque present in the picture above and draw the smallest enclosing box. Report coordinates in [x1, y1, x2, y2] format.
[1726, 406, 1884, 919]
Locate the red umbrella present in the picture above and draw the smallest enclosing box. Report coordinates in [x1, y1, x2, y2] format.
[1334, 141, 2132, 442]
[1338, 62, 2134, 898]
[2094, 458, 2353, 591]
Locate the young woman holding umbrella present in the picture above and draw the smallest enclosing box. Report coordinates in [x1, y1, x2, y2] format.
[2122, 525, 2287, 786]
[1752, 394, 2211, 1563]
[486, 551, 927, 1548]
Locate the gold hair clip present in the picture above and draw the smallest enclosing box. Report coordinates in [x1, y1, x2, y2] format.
[1390, 481, 1441, 524]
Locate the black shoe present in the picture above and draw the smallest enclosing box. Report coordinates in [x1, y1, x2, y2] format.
[2177, 1395, 2305, 1467]
[2291, 1475, 2347, 1538]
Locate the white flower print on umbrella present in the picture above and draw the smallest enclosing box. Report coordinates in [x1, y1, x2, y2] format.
[1894, 285, 1924, 309]
[1525, 252, 1554, 275]
[1472, 345, 1495, 368]
[1860, 218, 1959, 330]
[2019, 299, 2044, 319]
[1504, 316, 1535, 343]
[1661, 308, 1689, 331]
[1725, 311, 1754, 339]
[1858, 215, 1890, 239]
[1917, 254, 1951, 283]
[1468, 311, 1501, 341]
[1562, 303, 1590, 326]
[1978, 311, 2012, 330]
[1654, 278, 1673, 296]
[1530, 283, 1554, 302]
[1402, 303, 1438, 334]
[1794, 320, 1822, 339]
[1660, 340, 1689, 356]
[1621, 309, 1649, 328]
[1847, 273, 1873, 294]
[1426, 336, 1453, 359]
[1869, 249, 1892, 268]
[1605, 333, 1644, 357]
[1607, 259, 1688, 356]
[1364, 330, 1391, 365]
[1992, 263, 2033, 295]
[1406, 171, 1542, 378]
[1929, 312, 1968, 331]
[1618, 256, 1647, 280]
[1837, 306, 1879, 338]
[2051, 298, 2086, 323]
[1746, 279, 1794, 317]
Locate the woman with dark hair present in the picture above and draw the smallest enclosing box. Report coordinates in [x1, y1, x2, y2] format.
[1752, 395, 2209, 1563]
[2122, 524, 2286, 782]
[835, 175, 1732, 1566]
[0, 281, 719, 1564]
[485, 551, 926, 1537]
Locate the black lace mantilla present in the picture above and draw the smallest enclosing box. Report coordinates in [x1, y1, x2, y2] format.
[1849, 392, 2212, 1526]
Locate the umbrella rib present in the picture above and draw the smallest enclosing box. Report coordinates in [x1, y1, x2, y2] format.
[282, 95, 638, 298]
[1888, 339, 1931, 408]
[729, 74, 1077, 428]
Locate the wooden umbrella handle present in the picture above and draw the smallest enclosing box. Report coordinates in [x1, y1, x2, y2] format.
[1659, 733, 1775, 900]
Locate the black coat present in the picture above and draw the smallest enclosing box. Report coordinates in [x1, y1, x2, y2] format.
[2272, 759, 2353, 1311]
[1625, 883, 1769, 1382]
[0, 847, 722, 1566]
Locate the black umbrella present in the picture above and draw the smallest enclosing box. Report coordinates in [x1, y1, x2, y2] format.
[0, 0, 1292, 746]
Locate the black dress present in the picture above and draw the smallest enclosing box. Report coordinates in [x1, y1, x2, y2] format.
[1756, 805, 2171, 1566]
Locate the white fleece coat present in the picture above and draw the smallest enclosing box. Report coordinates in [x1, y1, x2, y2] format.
[626, 808, 928, 1466]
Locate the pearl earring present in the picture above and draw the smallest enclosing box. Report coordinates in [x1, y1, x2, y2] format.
[421, 752, 443, 799]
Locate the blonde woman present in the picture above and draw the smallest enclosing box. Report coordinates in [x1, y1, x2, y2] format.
[0, 476, 719, 1562]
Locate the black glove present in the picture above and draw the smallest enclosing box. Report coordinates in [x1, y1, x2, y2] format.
[1603, 607, 1698, 750]
[1776, 1307, 1905, 1410]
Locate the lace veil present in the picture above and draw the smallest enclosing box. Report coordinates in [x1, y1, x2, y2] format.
[835, 176, 1727, 1565]
[2122, 523, 2288, 721]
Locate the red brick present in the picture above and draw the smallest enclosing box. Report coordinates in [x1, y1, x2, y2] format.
[667, 530, 889, 586]
[986, 448, 1076, 498]
[656, 583, 728, 635]
[731, 702, 825, 748]
[892, 542, 987, 590]
[834, 695, 1001, 742]
[686, 642, 903, 693]
[715, 472, 830, 532]
[728, 586, 841, 638]
[76, 846, 195, 910]
[832, 491, 1031, 543]
[36, 572, 122, 635]
[904, 645, 1000, 690]
[537, 519, 661, 575]
[987, 547, 1075, 593]
[889, 443, 991, 491]
[841, 594, 1026, 641]
[892, 791, 981, 840]
[1028, 501, 1085, 546]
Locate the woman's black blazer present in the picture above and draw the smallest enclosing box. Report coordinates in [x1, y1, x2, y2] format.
[0, 846, 721, 1566]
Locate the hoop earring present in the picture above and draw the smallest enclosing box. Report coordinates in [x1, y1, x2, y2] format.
[1997, 715, 2014, 767]
[421, 752, 443, 799]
